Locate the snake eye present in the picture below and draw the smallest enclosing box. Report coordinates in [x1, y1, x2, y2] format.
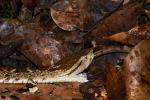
[85, 55, 88, 59]
[85, 57, 88, 59]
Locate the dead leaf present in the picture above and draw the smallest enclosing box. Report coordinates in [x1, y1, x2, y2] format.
[50, 0, 90, 31]
[86, 2, 144, 40]
[123, 39, 150, 99]
[21, 0, 37, 11]
[105, 64, 125, 100]
[0, 83, 83, 100]
[0, 21, 71, 69]
[0, 39, 24, 60]
[51, 0, 123, 31]
[105, 24, 150, 45]
[20, 34, 70, 69]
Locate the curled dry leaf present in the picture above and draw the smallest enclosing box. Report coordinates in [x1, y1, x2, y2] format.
[86, 2, 144, 40]
[123, 39, 150, 99]
[105, 24, 150, 45]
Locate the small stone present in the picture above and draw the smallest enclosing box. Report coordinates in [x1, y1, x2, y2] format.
[29, 87, 38, 94]
[95, 93, 98, 97]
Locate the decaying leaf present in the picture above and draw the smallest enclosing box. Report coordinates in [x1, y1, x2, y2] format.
[0, 39, 24, 60]
[0, 83, 83, 100]
[0, 21, 70, 69]
[20, 35, 70, 69]
[105, 24, 150, 45]
[83, 0, 124, 31]
[123, 39, 150, 99]
[21, 0, 37, 11]
[18, 5, 33, 22]
[86, 2, 144, 40]
[50, 0, 89, 31]
[105, 64, 125, 100]
[50, 0, 123, 31]
[0, 0, 150, 99]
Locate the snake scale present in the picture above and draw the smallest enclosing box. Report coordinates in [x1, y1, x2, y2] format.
[0, 46, 129, 83]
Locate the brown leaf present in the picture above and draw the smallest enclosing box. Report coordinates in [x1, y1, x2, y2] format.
[21, 0, 37, 11]
[87, 2, 144, 40]
[105, 24, 150, 45]
[83, 0, 123, 31]
[0, 21, 71, 69]
[123, 39, 150, 99]
[105, 64, 125, 100]
[0, 83, 82, 100]
[20, 34, 70, 69]
[0, 39, 24, 60]
[50, 0, 90, 31]
[50, 0, 123, 31]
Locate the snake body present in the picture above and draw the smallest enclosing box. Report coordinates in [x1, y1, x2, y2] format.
[0, 46, 129, 83]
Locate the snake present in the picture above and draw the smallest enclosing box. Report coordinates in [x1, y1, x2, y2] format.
[0, 46, 130, 83]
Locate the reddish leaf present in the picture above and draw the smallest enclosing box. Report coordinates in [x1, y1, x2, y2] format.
[123, 39, 150, 99]
[105, 64, 125, 100]
[105, 24, 150, 45]
[86, 2, 144, 40]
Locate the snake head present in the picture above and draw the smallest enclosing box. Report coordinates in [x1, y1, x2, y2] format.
[67, 49, 94, 76]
